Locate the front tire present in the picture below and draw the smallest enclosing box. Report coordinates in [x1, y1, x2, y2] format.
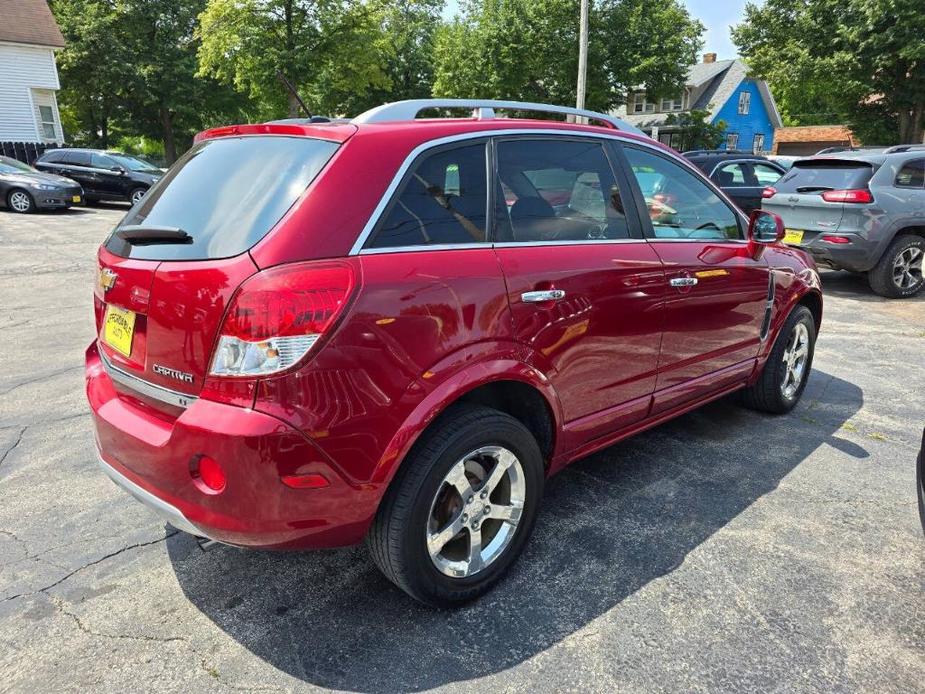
[868, 235, 924, 298]
[129, 187, 147, 206]
[741, 305, 816, 414]
[7, 189, 34, 213]
[367, 404, 544, 607]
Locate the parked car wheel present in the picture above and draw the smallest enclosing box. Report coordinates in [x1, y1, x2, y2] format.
[129, 187, 147, 206]
[741, 305, 816, 414]
[868, 235, 924, 298]
[367, 404, 544, 606]
[7, 189, 34, 213]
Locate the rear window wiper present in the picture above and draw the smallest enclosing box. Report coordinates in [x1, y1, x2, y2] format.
[115, 225, 193, 245]
[796, 186, 834, 193]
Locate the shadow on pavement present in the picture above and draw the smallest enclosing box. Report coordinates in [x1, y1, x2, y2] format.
[819, 270, 925, 304]
[167, 370, 863, 692]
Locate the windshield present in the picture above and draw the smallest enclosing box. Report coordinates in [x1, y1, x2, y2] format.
[775, 159, 875, 193]
[108, 153, 162, 173]
[106, 136, 339, 261]
[0, 157, 36, 174]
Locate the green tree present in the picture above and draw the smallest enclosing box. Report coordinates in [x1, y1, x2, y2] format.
[733, 0, 925, 144]
[197, 0, 390, 118]
[664, 110, 726, 151]
[432, 0, 703, 112]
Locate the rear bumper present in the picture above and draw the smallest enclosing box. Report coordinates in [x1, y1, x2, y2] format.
[793, 232, 879, 273]
[86, 342, 378, 549]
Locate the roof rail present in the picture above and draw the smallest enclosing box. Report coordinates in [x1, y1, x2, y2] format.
[352, 99, 646, 136]
[883, 144, 925, 154]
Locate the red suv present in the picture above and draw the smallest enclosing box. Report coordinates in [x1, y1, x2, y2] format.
[87, 100, 822, 606]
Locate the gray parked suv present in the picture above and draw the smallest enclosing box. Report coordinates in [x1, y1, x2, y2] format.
[762, 148, 925, 298]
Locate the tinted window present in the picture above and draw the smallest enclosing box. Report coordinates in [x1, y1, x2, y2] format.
[39, 151, 67, 164]
[895, 159, 925, 188]
[753, 162, 783, 185]
[91, 153, 116, 169]
[714, 163, 750, 187]
[775, 160, 874, 193]
[0, 156, 34, 173]
[67, 151, 91, 166]
[107, 136, 338, 260]
[495, 138, 629, 242]
[624, 146, 740, 240]
[368, 143, 487, 248]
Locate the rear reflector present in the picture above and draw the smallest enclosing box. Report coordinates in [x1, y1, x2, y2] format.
[210, 261, 356, 377]
[193, 455, 226, 492]
[762, 186, 777, 199]
[281, 473, 330, 489]
[821, 189, 873, 203]
[821, 235, 852, 244]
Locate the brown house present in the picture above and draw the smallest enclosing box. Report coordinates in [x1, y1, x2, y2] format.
[772, 125, 858, 156]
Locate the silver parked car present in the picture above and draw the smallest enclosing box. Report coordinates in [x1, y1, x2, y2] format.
[762, 147, 925, 298]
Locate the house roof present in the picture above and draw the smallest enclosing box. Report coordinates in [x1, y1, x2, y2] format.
[774, 125, 855, 144]
[612, 59, 783, 130]
[0, 0, 65, 48]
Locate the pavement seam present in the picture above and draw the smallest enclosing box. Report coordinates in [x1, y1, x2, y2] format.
[0, 427, 26, 470]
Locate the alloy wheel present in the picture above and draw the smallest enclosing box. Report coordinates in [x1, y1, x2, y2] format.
[426, 445, 526, 578]
[781, 322, 810, 399]
[9, 191, 31, 213]
[892, 247, 923, 291]
[131, 189, 146, 205]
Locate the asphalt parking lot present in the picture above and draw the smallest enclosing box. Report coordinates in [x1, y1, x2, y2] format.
[1, 205, 923, 693]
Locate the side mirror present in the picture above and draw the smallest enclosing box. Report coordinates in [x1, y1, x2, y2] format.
[111, 166, 126, 174]
[748, 210, 784, 244]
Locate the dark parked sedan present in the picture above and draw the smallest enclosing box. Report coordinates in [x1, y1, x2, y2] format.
[34, 148, 162, 206]
[0, 155, 83, 213]
[683, 150, 787, 214]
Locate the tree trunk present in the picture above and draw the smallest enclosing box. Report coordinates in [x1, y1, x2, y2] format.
[160, 107, 177, 165]
[912, 103, 925, 145]
[288, 90, 301, 118]
[100, 117, 108, 149]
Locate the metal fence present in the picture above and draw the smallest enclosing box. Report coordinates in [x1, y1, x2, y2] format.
[0, 141, 62, 165]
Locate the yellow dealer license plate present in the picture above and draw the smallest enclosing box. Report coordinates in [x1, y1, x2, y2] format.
[103, 305, 136, 357]
[72, 195, 81, 202]
[783, 229, 804, 245]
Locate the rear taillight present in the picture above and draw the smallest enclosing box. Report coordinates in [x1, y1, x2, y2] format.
[209, 261, 355, 378]
[821, 235, 852, 244]
[762, 186, 777, 199]
[821, 189, 873, 203]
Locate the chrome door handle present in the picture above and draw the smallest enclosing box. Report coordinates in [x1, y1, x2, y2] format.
[669, 277, 698, 288]
[521, 289, 566, 303]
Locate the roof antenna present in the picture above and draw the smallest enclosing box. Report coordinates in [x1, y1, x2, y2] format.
[276, 71, 311, 118]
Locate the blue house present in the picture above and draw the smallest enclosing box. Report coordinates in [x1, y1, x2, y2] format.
[613, 53, 782, 153]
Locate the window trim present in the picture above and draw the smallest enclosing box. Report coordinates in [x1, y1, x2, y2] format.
[38, 104, 57, 140]
[726, 133, 739, 151]
[613, 141, 747, 243]
[738, 91, 751, 115]
[362, 137, 492, 251]
[894, 158, 925, 189]
[351, 128, 742, 255]
[752, 133, 765, 154]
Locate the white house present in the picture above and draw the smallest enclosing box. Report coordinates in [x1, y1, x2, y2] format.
[0, 0, 66, 160]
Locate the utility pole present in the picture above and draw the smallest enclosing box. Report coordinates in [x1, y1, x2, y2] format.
[576, 0, 589, 114]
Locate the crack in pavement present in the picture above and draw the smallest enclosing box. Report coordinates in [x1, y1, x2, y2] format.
[0, 427, 26, 469]
[2, 531, 178, 603]
[0, 365, 83, 396]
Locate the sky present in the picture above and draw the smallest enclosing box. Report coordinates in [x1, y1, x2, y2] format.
[441, 0, 759, 61]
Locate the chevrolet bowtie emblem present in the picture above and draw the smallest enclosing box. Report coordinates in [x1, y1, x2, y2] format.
[99, 268, 118, 292]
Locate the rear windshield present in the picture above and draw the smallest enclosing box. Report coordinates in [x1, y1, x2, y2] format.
[106, 136, 339, 260]
[774, 159, 875, 194]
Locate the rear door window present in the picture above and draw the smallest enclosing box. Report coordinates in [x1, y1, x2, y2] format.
[366, 142, 488, 249]
[67, 151, 91, 167]
[895, 159, 925, 188]
[106, 136, 339, 261]
[752, 162, 783, 185]
[91, 153, 116, 169]
[713, 162, 751, 187]
[774, 160, 875, 194]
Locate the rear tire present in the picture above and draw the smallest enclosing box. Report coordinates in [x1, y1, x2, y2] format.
[129, 187, 147, 206]
[367, 404, 544, 607]
[868, 235, 924, 298]
[7, 189, 34, 213]
[741, 305, 816, 414]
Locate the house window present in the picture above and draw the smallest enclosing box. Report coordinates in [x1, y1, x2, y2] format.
[753, 133, 765, 153]
[633, 94, 656, 113]
[738, 91, 751, 115]
[725, 133, 739, 150]
[660, 96, 684, 112]
[39, 105, 57, 140]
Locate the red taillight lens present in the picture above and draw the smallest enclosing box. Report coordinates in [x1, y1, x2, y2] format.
[210, 261, 356, 377]
[193, 455, 226, 492]
[821, 189, 873, 203]
[762, 186, 777, 199]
